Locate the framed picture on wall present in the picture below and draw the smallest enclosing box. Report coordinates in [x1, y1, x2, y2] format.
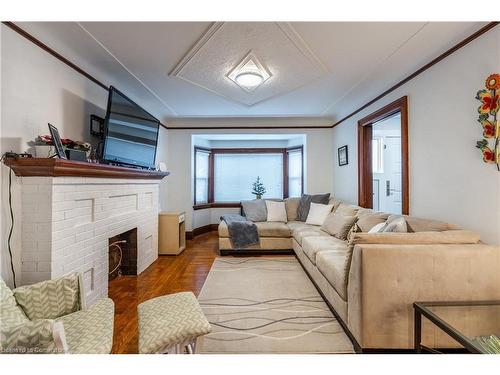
[338, 145, 348, 166]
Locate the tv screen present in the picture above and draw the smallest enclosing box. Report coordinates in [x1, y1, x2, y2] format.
[102, 86, 160, 168]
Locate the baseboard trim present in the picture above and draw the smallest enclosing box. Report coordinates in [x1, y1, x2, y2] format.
[186, 224, 218, 240]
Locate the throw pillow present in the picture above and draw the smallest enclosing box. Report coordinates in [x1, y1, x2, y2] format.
[368, 222, 386, 233]
[284, 197, 301, 221]
[321, 213, 357, 240]
[347, 222, 360, 244]
[328, 197, 343, 213]
[335, 203, 359, 217]
[241, 199, 267, 222]
[383, 216, 408, 233]
[357, 212, 390, 232]
[14, 273, 80, 320]
[305, 203, 334, 225]
[265, 200, 287, 222]
[296, 193, 330, 221]
[404, 216, 457, 232]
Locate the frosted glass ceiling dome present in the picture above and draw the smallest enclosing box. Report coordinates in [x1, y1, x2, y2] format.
[235, 72, 264, 90]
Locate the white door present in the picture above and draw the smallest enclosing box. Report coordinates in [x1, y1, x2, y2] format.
[372, 179, 380, 211]
[382, 136, 402, 214]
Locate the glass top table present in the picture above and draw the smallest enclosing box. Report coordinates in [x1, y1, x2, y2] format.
[413, 301, 500, 354]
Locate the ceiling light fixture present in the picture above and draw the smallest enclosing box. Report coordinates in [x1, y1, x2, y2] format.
[227, 51, 272, 92]
[235, 72, 264, 90]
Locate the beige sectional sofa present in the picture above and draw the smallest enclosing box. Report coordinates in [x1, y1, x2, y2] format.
[218, 197, 500, 351]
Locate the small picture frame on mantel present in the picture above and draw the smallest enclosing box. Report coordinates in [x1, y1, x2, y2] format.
[338, 145, 348, 166]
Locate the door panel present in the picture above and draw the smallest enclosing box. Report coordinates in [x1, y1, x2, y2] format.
[383, 136, 402, 214]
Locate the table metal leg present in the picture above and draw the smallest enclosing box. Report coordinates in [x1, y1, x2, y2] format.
[414, 307, 422, 354]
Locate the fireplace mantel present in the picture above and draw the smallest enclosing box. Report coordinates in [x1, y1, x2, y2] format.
[3, 157, 169, 179]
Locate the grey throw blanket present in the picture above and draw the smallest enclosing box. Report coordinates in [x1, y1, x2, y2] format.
[221, 214, 260, 248]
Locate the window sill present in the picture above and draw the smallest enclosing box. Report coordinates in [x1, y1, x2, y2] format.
[193, 202, 242, 210]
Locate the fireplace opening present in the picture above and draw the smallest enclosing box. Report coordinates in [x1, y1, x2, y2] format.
[108, 228, 137, 281]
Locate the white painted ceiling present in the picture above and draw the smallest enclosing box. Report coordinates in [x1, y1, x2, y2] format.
[16, 21, 488, 124]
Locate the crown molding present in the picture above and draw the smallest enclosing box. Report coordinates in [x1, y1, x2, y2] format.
[77, 22, 178, 116]
[331, 22, 499, 128]
[277, 22, 330, 75]
[169, 22, 224, 76]
[4, 21, 497, 129]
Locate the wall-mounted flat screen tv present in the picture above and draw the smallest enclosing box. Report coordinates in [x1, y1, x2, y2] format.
[102, 86, 160, 169]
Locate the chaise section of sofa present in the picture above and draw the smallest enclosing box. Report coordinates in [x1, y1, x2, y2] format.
[347, 241, 500, 349]
[218, 220, 293, 253]
[218, 197, 301, 253]
[217, 195, 500, 351]
[291, 202, 500, 351]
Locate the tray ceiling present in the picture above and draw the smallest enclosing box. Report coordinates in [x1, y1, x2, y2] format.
[13, 21, 490, 121]
[170, 22, 328, 106]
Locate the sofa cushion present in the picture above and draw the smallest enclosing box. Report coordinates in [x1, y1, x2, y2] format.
[241, 199, 267, 222]
[356, 212, 390, 232]
[285, 197, 301, 221]
[286, 221, 311, 232]
[305, 203, 334, 225]
[296, 193, 330, 221]
[218, 221, 291, 238]
[316, 249, 352, 301]
[56, 298, 114, 354]
[302, 236, 348, 265]
[292, 225, 330, 245]
[219, 237, 292, 250]
[266, 200, 287, 222]
[321, 213, 357, 240]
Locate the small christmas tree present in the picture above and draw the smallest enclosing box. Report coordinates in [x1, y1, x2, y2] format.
[251, 176, 266, 199]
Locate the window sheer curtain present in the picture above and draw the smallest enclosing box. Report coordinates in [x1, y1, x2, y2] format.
[288, 149, 303, 197]
[214, 153, 283, 202]
[195, 150, 210, 203]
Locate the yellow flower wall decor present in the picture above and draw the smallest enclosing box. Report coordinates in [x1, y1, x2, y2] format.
[476, 73, 500, 171]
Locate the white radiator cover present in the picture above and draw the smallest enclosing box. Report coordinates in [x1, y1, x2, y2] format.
[19, 177, 160, 306]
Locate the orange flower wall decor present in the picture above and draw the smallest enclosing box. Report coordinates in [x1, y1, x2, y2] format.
[476, 73, 500, 171]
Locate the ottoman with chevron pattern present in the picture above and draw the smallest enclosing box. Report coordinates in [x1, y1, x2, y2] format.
[137, 292, 211, 354]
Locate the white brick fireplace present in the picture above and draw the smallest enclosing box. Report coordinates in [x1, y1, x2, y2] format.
[19, 176, 161, 305]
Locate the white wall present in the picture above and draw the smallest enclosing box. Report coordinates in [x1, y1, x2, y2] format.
[166, 123, 334, 231]
[0, 25, 168, 286]
[332, 27, 500, 244]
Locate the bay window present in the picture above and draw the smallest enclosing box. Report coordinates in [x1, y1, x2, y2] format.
[287, 147, 303, 198]
[194, 147, 211, 205]
[193, 146, 303, 206]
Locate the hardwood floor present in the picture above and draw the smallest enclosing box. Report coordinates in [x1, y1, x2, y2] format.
[108, 231, 219, 354]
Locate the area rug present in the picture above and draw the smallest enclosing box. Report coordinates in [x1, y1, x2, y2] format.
[196, 257, 354, 353]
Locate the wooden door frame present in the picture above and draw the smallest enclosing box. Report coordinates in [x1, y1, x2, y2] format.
[357, 96, 409, 214]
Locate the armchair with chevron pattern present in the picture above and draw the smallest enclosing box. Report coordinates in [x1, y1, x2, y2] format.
[0, 273, 114, 354]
